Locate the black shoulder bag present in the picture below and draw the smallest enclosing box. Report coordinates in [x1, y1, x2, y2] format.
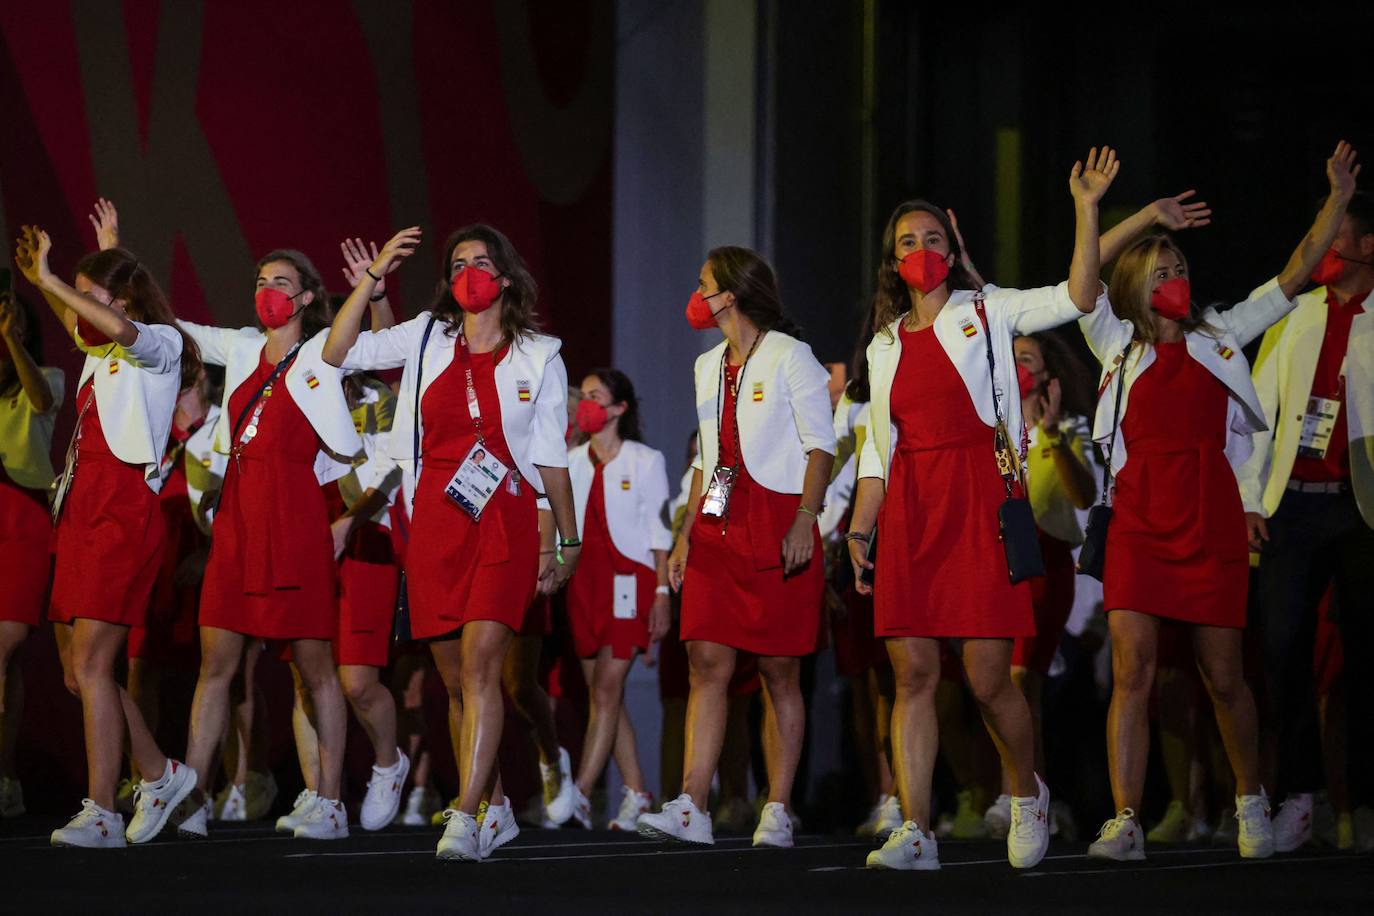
[393, 315, 439, 643]
[1076, 343, 1131, 581]
[974, 296, 1044, 585]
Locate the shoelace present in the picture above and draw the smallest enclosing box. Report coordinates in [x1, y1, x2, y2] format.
[1010, 799, 1037, 837]
[1096, 808, 1136, 840]
[72, 798, 102, 824]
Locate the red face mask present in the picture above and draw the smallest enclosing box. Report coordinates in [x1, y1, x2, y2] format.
[685, 290, 729, 330]
[1017, 363, 1037, 400]
[576, 399, 610, 434]
[76, 314, 113, 346]
[451, 267, 504, 314]
[1150, 277, 1191, 321]
[255, 287, 305, 329]
[897, 249, 950, 294]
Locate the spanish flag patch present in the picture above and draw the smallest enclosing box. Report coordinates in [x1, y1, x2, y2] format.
[108, 361, 120, 375]
[305, 371, 320, 389]
[1216, 345, 1234, 360]
[621, 477, 631, 491]
[752, 381, 764, 402]
[960, 320, 977, 338]
[517, 382, 532, 402]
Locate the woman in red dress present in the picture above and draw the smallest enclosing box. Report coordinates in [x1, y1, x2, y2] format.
[325, 224, 579, 861]
[177, 236, 410, 841]
[1080, 142, 1360, 862]
[846, 148, 1116, 871]
[637, 247, 836, 848]
[14, 228, 199, 848]
[0, 290, 61, 819]
[556, 368, 671, 830]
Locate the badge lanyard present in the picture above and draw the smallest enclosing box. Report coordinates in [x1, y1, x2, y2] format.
[706, 330, 763, 531]
[455, 334, 488, 446]
[230, 341, 304, 473]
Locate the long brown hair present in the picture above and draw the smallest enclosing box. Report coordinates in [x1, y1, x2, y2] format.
[74, 247, 201, 384]
[255, 249, 334, 341]
[1108, 234, 1216, 345]
[430, 224, 541, 343]
[1020, 331, 1096, 419]
[873, 200, 979, 338]
[705, 246, 801, 338]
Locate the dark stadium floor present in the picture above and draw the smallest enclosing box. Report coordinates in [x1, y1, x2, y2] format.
[2, 819, 1370, 914]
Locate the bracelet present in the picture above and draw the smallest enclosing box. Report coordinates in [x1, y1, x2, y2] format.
[365, 267, 382, 282]
[369, 289, 386, 302]
[844, 531, 871, 543]
[558, 538, 582, 548]
[655, 585, 670, 596]
[796, 504, 820, 520]
[539, 549, 555, 555]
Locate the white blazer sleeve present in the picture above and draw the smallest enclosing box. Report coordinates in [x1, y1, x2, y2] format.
[1218, 277, 1295, 349]
[1235, 317, 1286, 514]
[529, 345, 570, 470]
[987, 281, 1101, 335]
[340, 316, 424, 372]
[124, 321, 182, 375]
[642, 448, 673, 553]
[177, 319, 240, 368]
[1077, 294, 1134, 363]
[784, 341, 838, 458]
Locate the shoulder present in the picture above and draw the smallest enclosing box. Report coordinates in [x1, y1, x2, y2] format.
[513, 330, 563, 360]
[624, 440, 664, 465]
[694, 340, 727, 373]
[568, 441, 591, 464]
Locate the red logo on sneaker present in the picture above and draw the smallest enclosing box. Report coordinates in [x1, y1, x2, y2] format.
[682, 812, 691, 828]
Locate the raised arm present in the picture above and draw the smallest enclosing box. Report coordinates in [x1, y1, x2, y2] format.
[0, 294, 54, 412]
[14, 226, 139, 347]
[1275, 140, 1359, 300]
[322, 227, 421, 367]
[340, 237, 397, 333]
[89, 198, 120, 251]
[1099, 190, 1213, 265]
[1066, 146, 1120, 313]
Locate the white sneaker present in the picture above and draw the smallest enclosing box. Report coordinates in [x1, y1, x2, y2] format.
[51, 799, 127, 848]
[402, 787, 442, 827]
[126, 759, 197, 844]
[542, 747, 577, 826]
[569, 786, 593, 830]
[637, 793, 714, 845]
[984, 793, 1012, 839]
[1087, 809, 1146, 861]
[866, 821, 939, 870]
[295, 798, 349, 839]
[0, 776, 25, 817]
[176, 796, 212, 838]
[752, 801, 794, 848]
[361, 750, 410, 831]
[276, 789, 321, 833]
[609, 786, 653, 831]
[1236, 790, 1275, 859]
[478, 796, 519, 856]
[1007, 775, 1050, 869]
[436, 809, 483, 861]
[1272, 792, 1313, 853]
[244, 770, 278, 821]
[218, 783, 247, 822]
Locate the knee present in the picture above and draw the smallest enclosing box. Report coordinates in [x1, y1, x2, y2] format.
[63, 667, 81, 698]
[964, 665, 1013, 709]
[757, 659, 799, 697]
[590, 676, 624, 713]
[198, 647, 241, 687]
[891, 663, 939, 703]
[687, 648, 733, 688]
[71, 647, 110, 694]
[299, 663, 341, 698]
[459, 655, 502, 696]
[1111, 646, 1156, 697]
[340, 671, 375, 707]
[1196, 658, 1245, 706]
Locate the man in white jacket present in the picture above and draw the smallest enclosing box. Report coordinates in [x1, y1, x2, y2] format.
[1237, 190, 1374, 853]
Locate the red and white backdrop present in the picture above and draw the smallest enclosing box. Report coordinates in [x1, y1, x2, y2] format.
[0, 0, 612, 810]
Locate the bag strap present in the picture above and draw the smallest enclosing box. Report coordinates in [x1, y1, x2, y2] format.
[411, 315, 439, 475]
[973, 295, 1020, 498]
[1098, 342, 1132, 503]
[230, 340, 303, 442]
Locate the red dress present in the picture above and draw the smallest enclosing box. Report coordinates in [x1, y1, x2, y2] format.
[199, 354, 338, 640]
[873, 325, 1033, 638]
[50, 381, 166, 627]
[680, 365, 824, 657]
[1011, 530, 1076, 674]
[127, 422, 209, 664]
[322, 482, 399, 667]
[405, 346, 538, 639]
[0, 462, 52, 627]
[1104, 341, 1248, 627]
[566, 457, 655, 660]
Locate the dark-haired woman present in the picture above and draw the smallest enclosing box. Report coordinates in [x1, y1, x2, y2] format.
[553, 369, 671, 829]
[176, 229, 417, 841]
[323, 223, 578, 861]
[14, 227, 198, 848]
[1079, 143, 1358, 863]
[637, 246, 836, 848]
[0, 289, 61, 820]
[846, 148, 1117, 871]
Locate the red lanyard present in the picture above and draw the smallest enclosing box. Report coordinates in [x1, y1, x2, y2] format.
[455, 335, 487, 445]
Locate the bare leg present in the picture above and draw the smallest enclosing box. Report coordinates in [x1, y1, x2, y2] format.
[289, 664, 321, 793]
[126, 658, 164, 784]
[291, 639, 348, 801]
[659, 697, 686, 799]
[456, 622, 515, 814]
[1192, 624, 1260, 797]
[575, 650, 633, 795]
[430, 638, 465, 798]
[340, 664, 399, 767]
[1154, 665, 1198, 809]
[611, 703, 648, 792]
[887, 637, 943, 827]
[186, 626, 247, 797]
[681, 640, 737, 810]
[1105, 609, 1161, 813]
[503, 633, 559, 766]
[757, 656, 805, 809]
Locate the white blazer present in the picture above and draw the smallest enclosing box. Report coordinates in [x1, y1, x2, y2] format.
[1079, 278, 1295, 478]
[859, 282, 1101, 481]
[818, 397, 869, 540]
[339, 312, 569, 506]
[568, 440, 673, 568]
[0, 366, 65, 489]
[1235, 285, 1374, 526]
[179, 405, 227, 532]
[179, 322, 362, 485]
[690, 331, 836, 493]
[75, 321, 185, 492]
